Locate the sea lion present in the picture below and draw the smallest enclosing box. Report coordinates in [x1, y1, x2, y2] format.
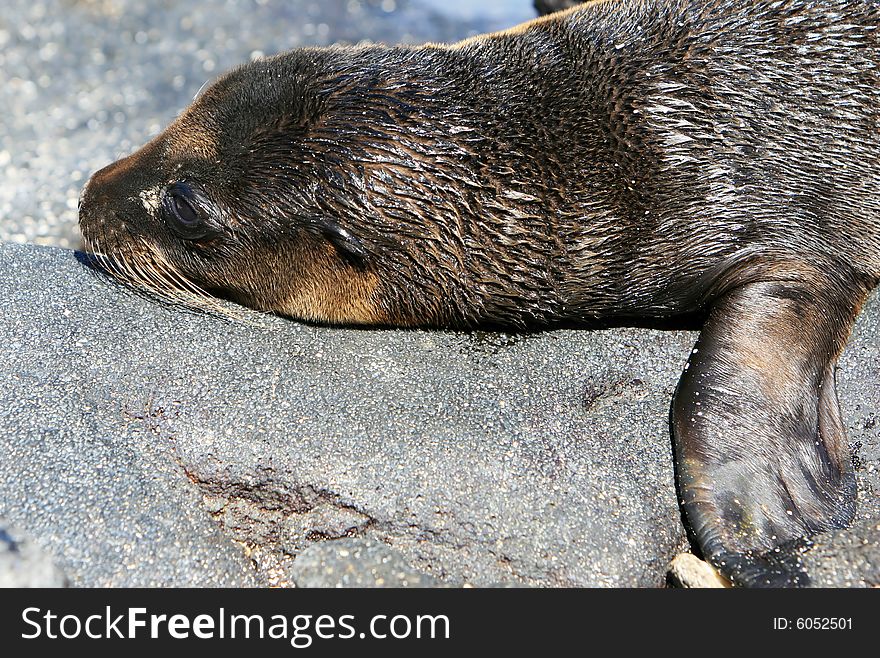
[77, 0, 880, 586]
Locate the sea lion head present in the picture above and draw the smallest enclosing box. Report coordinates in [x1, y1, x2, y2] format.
[79, 48, 407, 325]
[79, 44, 565, 328]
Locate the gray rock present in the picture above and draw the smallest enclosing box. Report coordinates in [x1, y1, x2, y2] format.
[0, 241, 877, 587]
[0, 522, 67, 587]
[667, 553, 728, 589]
[0, 242, 690, 587]
[805, 519, 880, 588]
[290, 538, 442, 588]
[0, 244, 261, 586]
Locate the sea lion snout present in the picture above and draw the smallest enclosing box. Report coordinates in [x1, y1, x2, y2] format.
[79, 164, 121, 222]
[78, 169, 134, 250]
[84, 155, 134, 200]
[79, 146, 165, 239]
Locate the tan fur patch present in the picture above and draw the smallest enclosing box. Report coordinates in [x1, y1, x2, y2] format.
[276, 244, 385, 325]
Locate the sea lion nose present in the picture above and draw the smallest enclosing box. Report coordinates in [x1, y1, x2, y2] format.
[78, 153, 157, 255]
[78, 146, 162, 235]
[80, 154, 138, 211]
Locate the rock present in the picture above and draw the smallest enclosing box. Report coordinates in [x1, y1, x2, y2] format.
[667, 554, 729, 589]
[534, 1, 584, 17]
[0, 243, 690, 587]
[0, 245, 262, 587]
[0, 241, 877, 587]
[0, 522, 67, 587]
[290, 538, 442, 588]
[804, 519, 880, 588]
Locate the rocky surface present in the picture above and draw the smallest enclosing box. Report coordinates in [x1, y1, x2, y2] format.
[0, 261, 262, 588]
[290, 538, 443, 588]
[0, 241, 877, 587]
[802, 519, 880, 588]
[0, 521, 68, 587]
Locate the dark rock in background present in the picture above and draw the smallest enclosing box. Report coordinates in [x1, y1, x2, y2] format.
[534, 0, 584, 17]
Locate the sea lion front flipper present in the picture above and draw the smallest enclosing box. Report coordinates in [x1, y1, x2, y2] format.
[672, 278, 863, 587]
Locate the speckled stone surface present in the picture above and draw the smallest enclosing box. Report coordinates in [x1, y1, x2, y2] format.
[0, 242, 877, 587]
[0, 521, 68, 587]
[289, 538, 443, 588]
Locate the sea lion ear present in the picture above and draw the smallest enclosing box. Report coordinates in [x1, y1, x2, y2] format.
[317, 218, 369, 265]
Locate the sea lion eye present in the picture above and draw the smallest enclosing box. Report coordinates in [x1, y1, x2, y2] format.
[170, 191, 199, 226]
[161, 182, 212, 239]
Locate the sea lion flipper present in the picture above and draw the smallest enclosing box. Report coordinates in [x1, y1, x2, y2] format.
[672, 279, 861, 586]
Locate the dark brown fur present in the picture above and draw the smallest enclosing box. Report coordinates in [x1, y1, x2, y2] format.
[78, 0, 880, 586]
